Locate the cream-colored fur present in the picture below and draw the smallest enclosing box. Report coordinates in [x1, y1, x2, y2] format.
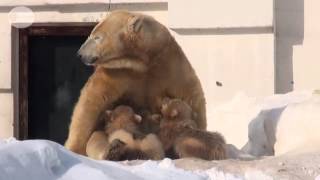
[100, 58, 148, 72]
[140, 134, 165, 160]
[86, 131, 109, 160]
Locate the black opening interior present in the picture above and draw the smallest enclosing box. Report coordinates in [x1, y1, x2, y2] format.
[28, 36, 94, 145]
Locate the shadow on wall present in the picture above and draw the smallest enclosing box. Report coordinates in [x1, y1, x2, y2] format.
[275, 0, 304, 93]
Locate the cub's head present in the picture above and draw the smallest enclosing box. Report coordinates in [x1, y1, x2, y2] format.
[104, 105, 142, 133]
[78, 10, 171, 71]
[160, 98, 194, 121]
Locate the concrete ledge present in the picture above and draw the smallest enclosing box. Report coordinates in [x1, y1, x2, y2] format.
[0, 0, 167, 7]
[0, 89, 12, 93]
[171, 27, 274, 35]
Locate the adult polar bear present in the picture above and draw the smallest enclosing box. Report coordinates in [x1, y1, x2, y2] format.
[65, 10, 206, 155]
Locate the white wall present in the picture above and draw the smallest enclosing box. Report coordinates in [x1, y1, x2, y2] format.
[169, 0, 273, 28]
[168, 0, 275, 132]
[0, 94, 13, 139]
[174, 33, 274, 108]
[0, 0, 275, 138]
[292, 0, 320, 91]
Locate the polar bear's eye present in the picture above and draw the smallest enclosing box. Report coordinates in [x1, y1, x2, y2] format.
[93, 35, 103, 42]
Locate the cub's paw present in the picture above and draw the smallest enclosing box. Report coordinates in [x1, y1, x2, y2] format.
[105, 139, 126, 161]
[110, 139, 126, 149]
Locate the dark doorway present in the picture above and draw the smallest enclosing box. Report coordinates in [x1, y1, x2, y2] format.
[13, 24, 96, 145]
[28, 36, 93, 144]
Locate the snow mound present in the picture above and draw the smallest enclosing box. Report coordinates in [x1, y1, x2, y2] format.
[0, 139, 240, 180]
[209, 90, 316, 157]
[275, 93, 320, 155]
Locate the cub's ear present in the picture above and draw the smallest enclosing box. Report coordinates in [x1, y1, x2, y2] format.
[150, 114, 162, 122]
[133, 114, 142, 123]
[170, 109, 179, 118]
[128, 15, 144, 33]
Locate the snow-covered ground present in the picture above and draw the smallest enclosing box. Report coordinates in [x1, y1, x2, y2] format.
[0, 139, 240, 180]
[2, 90, 320, 179]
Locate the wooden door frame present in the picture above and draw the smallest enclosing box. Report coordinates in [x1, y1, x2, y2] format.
[12, 23, 96, 140]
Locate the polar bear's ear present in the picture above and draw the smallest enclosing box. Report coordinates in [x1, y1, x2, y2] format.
[128, 15, 144, 33]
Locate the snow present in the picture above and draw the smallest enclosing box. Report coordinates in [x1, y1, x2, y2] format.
[2, 90, 320, 179]
[275, 92, 320, 155]
[0, 139, 240, 180]
[243, 90, 320, 156]
[209, 90, 314, 157]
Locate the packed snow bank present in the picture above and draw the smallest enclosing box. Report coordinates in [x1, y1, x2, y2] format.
[208, 91, 316, 157]
[275, 92, 320, 155]
[0, 139, 239, 180]
[207, 92, 261, 149]
[1, 139, 320, 180]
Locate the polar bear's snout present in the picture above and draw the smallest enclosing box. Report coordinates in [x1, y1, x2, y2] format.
[78, 38, 99, 66]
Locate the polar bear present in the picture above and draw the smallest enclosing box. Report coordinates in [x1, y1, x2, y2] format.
[65, 10, 206, 155]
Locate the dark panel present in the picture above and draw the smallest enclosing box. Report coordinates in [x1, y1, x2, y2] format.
[28, 36, 93, 144]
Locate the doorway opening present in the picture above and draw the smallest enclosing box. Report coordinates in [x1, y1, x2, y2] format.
[13, 23, 96, 144]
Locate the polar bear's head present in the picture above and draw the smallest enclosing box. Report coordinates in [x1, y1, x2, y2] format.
[78, 10, 171, 71]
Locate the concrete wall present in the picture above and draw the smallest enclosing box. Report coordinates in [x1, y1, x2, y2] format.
[168, 0, 274, 111]
[0, 94, 13, 139]
[292, 0, 320, 91]
[169, 0, 273, 28]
